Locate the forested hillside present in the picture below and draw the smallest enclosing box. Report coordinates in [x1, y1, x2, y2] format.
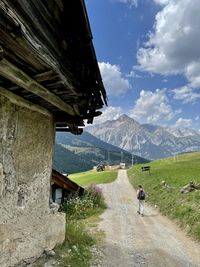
[53, 132, 149, 174]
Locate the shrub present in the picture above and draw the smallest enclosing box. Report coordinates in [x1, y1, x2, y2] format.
[60, 184, 106, 219]
[84, 184, 106, 209]
[57, 185, 106, 266]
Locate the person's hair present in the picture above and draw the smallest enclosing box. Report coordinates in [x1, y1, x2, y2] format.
[138, 185, 142, 188]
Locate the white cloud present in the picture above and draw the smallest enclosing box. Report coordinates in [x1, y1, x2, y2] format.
[99, 62, 131, 97]
[185, 62, 200, 88]
[175, 118, 192, 128]
[137, 0, 200, 92]
[129, 89, 175, 124]
[175, 108, 182, 115]
[93, 106, 123, 125]
[153, 0, 170, 5]
[172, 86, 200, 103]
[126, 70, 142, 78]
[114, 0, 138, 7]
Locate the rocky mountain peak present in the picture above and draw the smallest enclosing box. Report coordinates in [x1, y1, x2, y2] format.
[117, 114, 131, 122]
[116, 114, 139, 125]
[85, 115, 200, 160]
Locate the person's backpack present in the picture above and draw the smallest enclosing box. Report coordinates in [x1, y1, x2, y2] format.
[138, 189, 145, 200]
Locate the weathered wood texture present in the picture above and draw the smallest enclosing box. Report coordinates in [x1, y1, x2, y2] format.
[0, 0, 107, 133]
[0, 58, 76, 116]
[0, 86, 52, 117]
[52, 169, 84, 195]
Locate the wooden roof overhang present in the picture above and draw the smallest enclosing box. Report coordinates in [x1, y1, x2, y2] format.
[52, 169, 84, 195]
[0, 0, 107, 134]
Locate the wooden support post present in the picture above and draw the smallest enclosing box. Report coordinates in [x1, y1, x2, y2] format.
[0, 58, 77, 116]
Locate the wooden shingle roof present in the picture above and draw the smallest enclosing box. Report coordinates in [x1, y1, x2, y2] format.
[0, 0, 107, 134]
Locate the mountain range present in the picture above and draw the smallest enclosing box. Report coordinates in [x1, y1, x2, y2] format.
[85, 114, 200, 160]
[53, 131, 149, 174]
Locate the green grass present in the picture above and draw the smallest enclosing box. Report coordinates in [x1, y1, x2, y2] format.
[54, 220, 95, 267]
[33, 182, 107, 267]
[55, 186, 106, 267]
[127, 151, 200, 240]
[52, 169, 116, 267]
[54, 209, 106, 267]
[69, 169, 118, 186]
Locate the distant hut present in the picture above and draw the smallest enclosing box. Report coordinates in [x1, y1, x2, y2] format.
[0, 1, 107, 266]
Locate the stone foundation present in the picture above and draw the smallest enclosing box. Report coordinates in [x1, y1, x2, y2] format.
[0, 94, 66, 267]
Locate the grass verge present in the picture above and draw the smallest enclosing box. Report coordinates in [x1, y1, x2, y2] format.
[32, 184, 106, 267]
[55, 184, 106, 267]
[127, 151, 200, 241]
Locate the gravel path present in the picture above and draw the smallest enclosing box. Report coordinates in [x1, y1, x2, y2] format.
[95, 170, 200, 267]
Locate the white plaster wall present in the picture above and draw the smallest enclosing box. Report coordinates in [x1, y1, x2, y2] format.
[0, 95, 65, 267]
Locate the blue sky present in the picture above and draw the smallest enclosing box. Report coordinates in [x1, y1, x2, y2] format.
[85, 0, 200, 130]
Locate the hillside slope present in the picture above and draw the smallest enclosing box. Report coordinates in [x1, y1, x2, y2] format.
[53, 131, 149, 174]
[128, 151, 200, 240]
[53, 143, 93, 174]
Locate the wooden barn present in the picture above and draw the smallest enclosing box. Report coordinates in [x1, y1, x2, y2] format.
[0, 1, 107, 266]
[51, 169, 84, 204]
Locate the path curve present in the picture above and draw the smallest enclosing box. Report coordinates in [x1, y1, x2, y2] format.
[96, 170, 200, 267]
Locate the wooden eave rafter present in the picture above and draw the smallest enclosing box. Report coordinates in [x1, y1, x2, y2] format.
[0, 85, 51, 117]
[0, 84, 83, 134]
[0, 0, 77, 94]
[0, 0, 107, 133]
[0, 55, 77, 116]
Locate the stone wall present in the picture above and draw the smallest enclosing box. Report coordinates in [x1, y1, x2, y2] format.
[0, 94, 66, 267]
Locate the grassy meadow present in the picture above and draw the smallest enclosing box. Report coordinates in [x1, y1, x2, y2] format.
[69, 169, 118, 187]
[128, 151, 200, 240]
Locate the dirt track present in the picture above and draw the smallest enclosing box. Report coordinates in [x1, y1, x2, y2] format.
[96, 170, 200, 267]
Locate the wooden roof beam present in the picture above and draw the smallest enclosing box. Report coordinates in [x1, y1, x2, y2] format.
[0, 46, 3, 60]
[8, 70, 59, 91]
[0, 1, 77, 95]
[0, 86, 51, 118]
[56, 127, 83, 135]
[0, 57, 77, 116]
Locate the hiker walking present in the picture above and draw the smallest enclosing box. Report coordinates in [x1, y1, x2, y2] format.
[137, 185, 145, 216]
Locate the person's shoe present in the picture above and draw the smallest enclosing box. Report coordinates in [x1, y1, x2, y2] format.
[141, 214, 144, 217]
[137, 211, 140, 214]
